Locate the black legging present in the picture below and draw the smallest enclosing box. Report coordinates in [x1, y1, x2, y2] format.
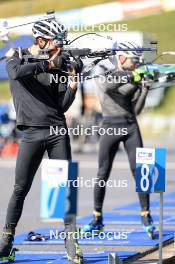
[94, 118, 149, 213]
[4, 126, 71, 231]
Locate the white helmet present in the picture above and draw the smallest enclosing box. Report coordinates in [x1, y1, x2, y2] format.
[116, 41, 142, 58]
[32, 18, 67, 41]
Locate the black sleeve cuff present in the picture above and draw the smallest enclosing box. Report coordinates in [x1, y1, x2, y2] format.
[36, 60, 50, 73]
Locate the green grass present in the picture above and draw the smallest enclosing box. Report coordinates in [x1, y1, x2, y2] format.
[0, 0, 116, 18]
[0, 81, 10, 102]
[111, 11, 175, 64]
[148, 86, 175, 115]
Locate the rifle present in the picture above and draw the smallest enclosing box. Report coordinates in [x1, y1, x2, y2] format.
[10, 45, 156, 64]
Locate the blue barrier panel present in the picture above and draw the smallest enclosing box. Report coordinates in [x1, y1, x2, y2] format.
[0, 36, 33, 80]
[41, 159, 78, 219]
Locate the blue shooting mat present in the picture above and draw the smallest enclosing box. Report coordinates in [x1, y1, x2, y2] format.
[14, 228, 174, 246]
[114, 201, 175, 211]
[11, 250, 138, 263]
[77, 213, 175, 225]
[164, 192, 175, 199]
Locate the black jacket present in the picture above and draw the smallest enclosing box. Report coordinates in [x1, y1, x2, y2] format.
[6, 49, 76, 130]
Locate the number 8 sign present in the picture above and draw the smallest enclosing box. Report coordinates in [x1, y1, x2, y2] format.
[136, 148, 166, 193]
[140, 164, 151, 192]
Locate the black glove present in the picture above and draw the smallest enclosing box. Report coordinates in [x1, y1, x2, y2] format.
[26, 231, 49, 241]
[51, 52, 70, 69]
[67, 58, 83, 75]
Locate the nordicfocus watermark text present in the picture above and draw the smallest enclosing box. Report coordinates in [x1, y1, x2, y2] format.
[49, 177, 127, 189]
[71, 23, 128, 32]
[60, 22, 128, 33]
[50, 230, 130, 241]
[50, 125, 128, 137]
[50, 74, 128, 85]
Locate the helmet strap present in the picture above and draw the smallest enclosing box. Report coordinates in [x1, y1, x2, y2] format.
[41, 39, 49, 49]
[36, 37, 49, 49]
[118, 55, 130, 70]
[119, 55, 127, 65]
[119, 56, 133, 70]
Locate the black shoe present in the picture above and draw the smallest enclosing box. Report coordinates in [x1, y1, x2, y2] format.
[141, 211, 154, 226]
[0, 231, 14, 258]
[64, 220, 84, 264]
[141, 211, 156, 239]
[65, 239, 84, 264]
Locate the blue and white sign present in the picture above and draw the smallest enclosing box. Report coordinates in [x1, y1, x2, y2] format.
[136, 148, 166, 193]
[41, 159, 78, 219]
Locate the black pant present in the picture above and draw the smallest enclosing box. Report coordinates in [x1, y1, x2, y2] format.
[4, 126, 71, 231]
[94, 119, 149, 213]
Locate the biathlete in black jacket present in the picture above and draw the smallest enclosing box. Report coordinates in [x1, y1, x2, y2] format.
[82, 41, 155, 239]
[0, 16, 83, 264]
